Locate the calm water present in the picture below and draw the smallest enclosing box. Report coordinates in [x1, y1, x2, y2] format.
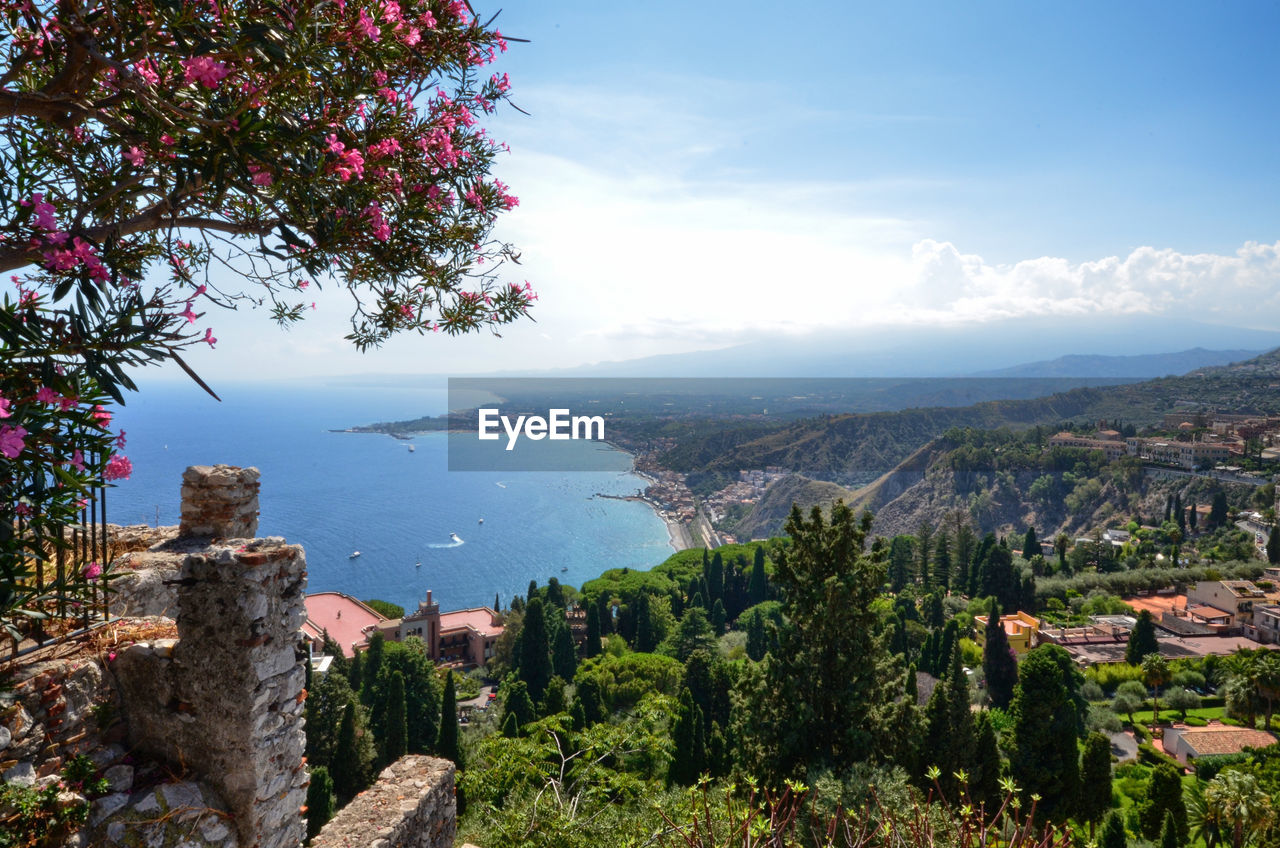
[108, 381, 673, 612]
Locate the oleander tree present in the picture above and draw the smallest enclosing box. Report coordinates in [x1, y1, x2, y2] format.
[0, 0, 533, 637]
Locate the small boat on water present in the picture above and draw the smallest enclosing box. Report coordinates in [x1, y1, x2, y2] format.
[561, 566, 568, 572]
[349, 551, 361, 559]
[478, 517, 484, 524]
[450, 533, 462, 543]
[408, 444, 415, 453]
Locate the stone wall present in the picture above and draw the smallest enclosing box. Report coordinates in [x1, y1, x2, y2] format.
[179, 465, 261, 539]
[112, 536, 310, 848]
[311, 756, 456, 848]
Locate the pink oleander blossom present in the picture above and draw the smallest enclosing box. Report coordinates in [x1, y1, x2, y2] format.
[0, 397, 10, 419]
[0, 424, 27, 459]
[15, 502, 32, 516]
[69, 449, 86, 472]
[203, 328, 217, 347]
[91, 404, 112, 426]
[124, 146, 145, 166]
[180, 302, 198, 323]
[103, 454, 132, 481]
[355, 9, 380, 40]
[183, 56, 230, 88]
[115, 430, 127, 449]
[83, 561, 102, 580]
[25, 193, 57, 230]
[35, 386, 60, 405]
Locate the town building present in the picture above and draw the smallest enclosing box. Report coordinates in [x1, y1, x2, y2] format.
[973, 611, 1041, 654]
[1047, 432, 1127, 461]
[1163, 725, 1277, 765]
[1125, 437, 1232, 469]
[301, 592, 385, 658]
[1186, 580, 1268, 638]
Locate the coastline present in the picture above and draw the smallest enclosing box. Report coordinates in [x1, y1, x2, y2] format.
[616, 445, 696, 553]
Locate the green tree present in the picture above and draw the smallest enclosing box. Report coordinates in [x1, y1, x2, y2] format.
[1209, 491, 1229, 529]
[553, 623, 578, 682]
[542, 676, 567, 716]
[982, 598, 1018, 710]
[1204, 770, 1274, 848]
[501, 680, 536, 737]
[932, 533, 952, 591]
[635, 593, 655, 652]
[749, 545, 768, 606]
[710, 598, 727, 635]
[667, 607, 717, 663]
[923, 645, 975, 801]
[1023, 526, 1040, 560]
[332, 702, 366, 803]
[917, 521, 934, 589]
[437, 670, 462, 769]
[1100, 809, 1129, 848]
[1079, 731, 1114, 835]
[382, 670, 408, 764]
[305, 766, 335, 839]
[585, 604, 602, 659]
[1142, 653, 1171, 725]
[1127, 610, 1160, 665]
[518, 597, 552, 704]
[1160, 811, 1181, 848]
[732, 502, 894, 784]
[1009, 644, 1082, 822]
[362, 631, 386, 703]
[1055, 532, 1071, 573]
[1113, 680, 1147, 727]
[1167, 686, 1201, 720]
[667, 687, 707, 786]
[347, 643, 364, 694]
[1141, 763, 1188, 843]
[889, 535, 915, 593]
[1267, 525, 1280, 565]
[970, 710, 1002, 817]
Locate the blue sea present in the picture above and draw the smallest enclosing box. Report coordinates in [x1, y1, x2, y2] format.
[108, 380, 673, 612]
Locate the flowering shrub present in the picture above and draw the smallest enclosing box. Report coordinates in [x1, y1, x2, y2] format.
[1, 0, 531, 643]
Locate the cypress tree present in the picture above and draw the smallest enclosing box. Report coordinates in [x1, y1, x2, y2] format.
[890, 614, 908, 658]
[983, 598, 1018, 710]
[1023, 525, 1039, 560]
[546, 576, 565, 609]
[595, 591, 612, 634]
[542, 675, 567, 716]
[923, 592, 945, 630]
[585, 604, 602, 658]
[347, 647, 363, 693]
[305, 766, 335, 839]
[569, 698, 587, 731]
[501, 711, 520, 738]
[527, 579, 538, 602]
[1188, 501, 1197, 532]
[669, 585, 685, 619]
[710, 598, 726, 635]
[668, 687, 706, 786]
[1174, 493, 1186, 534]
[1100, 810, 1128, 848]
[362, 631, 385, 703]
[938, 620, 958, 679]
[1079, 731, 1114, 834]
[437, 670, 462, 768]
[970, 711, 1002, 817]
[333, 702, 363, 803]
[502, 680, 536, 735]
[576, 677, 605, 726]
[1126, 610, 1159, 665]
[1140, 763, 1187, 842]
[924, 645, 974, 801]
[519, 597, 552, 703]
[932, 532, 952, 591]
[635, 593, 655, 652]
[321, 631, 349, 677]
[708, 551, 724, 604]
[1209, 491, 1228, 528]
[1009, 645, 1082, 823]
[553, 623, 577, 680]
[917, 521, 934, 588]
[905, 664, 918, 702]
[1158, 811, 1179, 848]
[1268, 525, 1280, 565]
[745, 612, 767, 661]
[493, 592, 501, 612]
[382, 670, 408, 764]
[889, 535, 914, 593]
[749, 545, 768, 605]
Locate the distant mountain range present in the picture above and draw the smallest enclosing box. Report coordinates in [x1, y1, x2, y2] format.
[968, 347, 1266, 378]
[551, 317, 1280, 378]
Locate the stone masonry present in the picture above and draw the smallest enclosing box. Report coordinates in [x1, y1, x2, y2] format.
[311, 756, 456, 848]
[180, 465, 261, 538]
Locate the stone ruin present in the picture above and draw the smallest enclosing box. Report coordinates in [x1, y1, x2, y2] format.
[1, 465, 458, 848]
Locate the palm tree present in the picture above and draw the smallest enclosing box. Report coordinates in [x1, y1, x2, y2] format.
[1142, 653, 1171, 725]
[1204, 770, 1275, 848]
[1253, 650, 1280, 730]
[1221, 652, 1260, 727]
[1186, 778, 1223, 848]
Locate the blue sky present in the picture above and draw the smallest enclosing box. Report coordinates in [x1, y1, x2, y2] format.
[178, 1, 1280, 382]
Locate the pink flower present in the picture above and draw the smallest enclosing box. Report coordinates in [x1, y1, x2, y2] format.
[123, 146, 146, 167]
[0, 397, 10, 419]
[203, 328, 217, 347]
[36, 386, 60, 405]
[179, 302, 198, 323]
[15, 502, 32, 517]
[354, 9, 381, 41]
[183, 56, 230, 89]
[103, 454, 132, 481]
[107, 651, 116, 662]
[114, 430, 127, 449]
[0, 424, 27, 459]
[69, 449, 86, 472]
[298, 279, 310, 290]
[26, 193, 57, 230]
[91, 404, 112, 426]
[133, 59, 159, 85]
[83, 561, 102, 580]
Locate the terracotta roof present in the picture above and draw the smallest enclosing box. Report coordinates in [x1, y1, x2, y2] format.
[1178, 726, 1276, 756]
[302, 592, 386, 658]
[439, 607, 502, 638]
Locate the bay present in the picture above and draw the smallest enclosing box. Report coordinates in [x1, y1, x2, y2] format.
[108, 380, 674, 612]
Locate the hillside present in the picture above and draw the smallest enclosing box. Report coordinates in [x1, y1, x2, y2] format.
[660, 348, 1280, 486]
[726, 474, 859, 540]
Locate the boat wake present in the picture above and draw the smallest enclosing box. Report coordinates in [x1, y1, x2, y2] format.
[426, 540, 465, 549]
